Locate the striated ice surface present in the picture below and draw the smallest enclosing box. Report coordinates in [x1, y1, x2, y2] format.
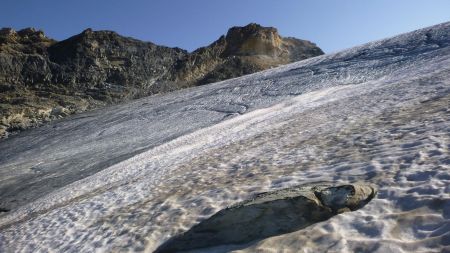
[0, 22, 449, 252]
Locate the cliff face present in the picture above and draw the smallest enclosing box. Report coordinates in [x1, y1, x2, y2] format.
[47, 29, 188, 98]
[177, 23, 324, 85]
[0, 24, 323, 137]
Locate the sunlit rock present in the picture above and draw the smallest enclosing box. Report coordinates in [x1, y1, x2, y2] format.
[156, 183, 377, 252]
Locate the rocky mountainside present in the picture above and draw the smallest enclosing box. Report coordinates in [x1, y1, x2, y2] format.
[1, 21, 448, 253]
[175, 23, 323, 85]
[0, 23, 323, 137]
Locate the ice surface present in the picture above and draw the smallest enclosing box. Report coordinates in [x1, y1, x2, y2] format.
[0, 22, 449, 252]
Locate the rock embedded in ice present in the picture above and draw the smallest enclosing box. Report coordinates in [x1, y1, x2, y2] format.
[155, 183, 377, 252]
[315, 184, 377, 213]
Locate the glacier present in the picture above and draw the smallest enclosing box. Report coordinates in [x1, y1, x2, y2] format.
[0, 22, 449, 252]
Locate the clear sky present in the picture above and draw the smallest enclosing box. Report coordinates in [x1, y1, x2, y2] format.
[2, 0, 449, 53]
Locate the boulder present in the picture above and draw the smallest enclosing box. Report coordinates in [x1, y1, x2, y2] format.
[50, 106, 70, 118]
[156, 183, 377, 253]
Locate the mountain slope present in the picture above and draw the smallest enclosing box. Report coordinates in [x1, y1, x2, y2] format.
[0, 22, 449, 252]
[0, 24, 323, 137]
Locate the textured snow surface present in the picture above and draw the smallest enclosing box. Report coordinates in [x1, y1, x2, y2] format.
[0, 22, 450, 252]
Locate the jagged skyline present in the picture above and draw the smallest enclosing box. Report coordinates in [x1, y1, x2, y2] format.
[1, 0, 449, 53]
[1, 21, 449, 252]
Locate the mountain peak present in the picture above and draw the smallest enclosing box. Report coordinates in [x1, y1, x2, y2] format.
[0, 27, 55, 54]
[0, 27, 49, 41]
[227, 23, 277, 35]
[0, 24, 323, 137]
[224, 23, 281, 56]
[175, 23, 323, 85]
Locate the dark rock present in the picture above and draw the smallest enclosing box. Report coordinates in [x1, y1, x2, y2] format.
[155, 183, 377, 253]
[0, 23, 324, 137]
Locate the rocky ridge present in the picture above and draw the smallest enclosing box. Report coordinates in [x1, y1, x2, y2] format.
[0, 24, 323, 137]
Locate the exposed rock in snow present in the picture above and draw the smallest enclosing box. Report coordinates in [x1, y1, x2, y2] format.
[156, 184, 376, 252]
[0, 22, 449, 253]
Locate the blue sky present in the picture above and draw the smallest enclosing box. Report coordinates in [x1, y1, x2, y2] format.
[2, 0, 449, 53]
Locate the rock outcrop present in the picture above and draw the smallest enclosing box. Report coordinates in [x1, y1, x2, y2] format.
[155, 184, 377, 253]
[176, 23, 323, 85]
[0, 24, 323, 137]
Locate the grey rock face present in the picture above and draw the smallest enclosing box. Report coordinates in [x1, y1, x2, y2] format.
[155, 184, 377, 253]
[0, 24, 323, 137]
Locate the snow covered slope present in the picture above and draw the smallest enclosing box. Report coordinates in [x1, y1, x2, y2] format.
[0, 22, 449, 252]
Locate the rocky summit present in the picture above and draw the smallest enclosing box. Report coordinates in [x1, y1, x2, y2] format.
[0, 24, 323, 137]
